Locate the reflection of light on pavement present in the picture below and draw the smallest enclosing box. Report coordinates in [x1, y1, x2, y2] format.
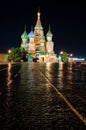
[45, 63, 51, 79]
[58, 62, 64, 89]
[20, 63, 34, 88]
[68, 63, 73, 82]
[46, 63, 51, 70]
[7, 63, 12, 96]
[58, 62, 63, 71]
[7, 63, 12, 85]
[68, 63, 72, 71]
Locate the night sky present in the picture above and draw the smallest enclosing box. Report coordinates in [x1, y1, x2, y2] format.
[0, 1, 86, 58]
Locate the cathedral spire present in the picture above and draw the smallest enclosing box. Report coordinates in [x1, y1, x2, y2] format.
[49, 24, 51, 32]
[24, 24, 26, 31]
[46, 24, 53, 37]
[34, 9, 43, 36]
[36, 9, 42, 26]
[31, 25, 33, 31]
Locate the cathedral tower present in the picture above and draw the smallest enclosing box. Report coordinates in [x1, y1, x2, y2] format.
[46, 25, 54, 53]
[28, 27, 35, 55]
[21, 26, 28, 49]
[34, 10, 44, 51]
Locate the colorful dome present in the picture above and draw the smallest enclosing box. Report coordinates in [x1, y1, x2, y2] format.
[21, 30, 28, 39]
[28, 30, 35, 38]
[39, 36, 45, 43]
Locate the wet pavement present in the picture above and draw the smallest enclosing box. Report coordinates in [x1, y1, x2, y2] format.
[0, 62, 86, 130]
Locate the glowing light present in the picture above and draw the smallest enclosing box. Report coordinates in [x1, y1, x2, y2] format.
[60, 51, 63, 55]
[8, 49, 11, 54]
[73, 57, 85, 61]
[70, 54, 73, 57]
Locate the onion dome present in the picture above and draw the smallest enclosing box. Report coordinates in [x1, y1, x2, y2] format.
[28, 30, 35, 38]
[21, 25, 28, 39]
[21, 30, 28, 39]
[46, 25, 53, 37]
[28, 26, 35, 38]
[39, 36, 45, 43]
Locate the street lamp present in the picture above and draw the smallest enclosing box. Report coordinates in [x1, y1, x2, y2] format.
[58, 51, 64, 62]
[8, 49, 11, 54]
[8, 49, 11, 62]
[70, 53, 73, 57]
[60, 51, 63, 55]
[69, 53, 73, 62]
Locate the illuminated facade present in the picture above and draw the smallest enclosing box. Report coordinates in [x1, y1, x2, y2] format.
[21, 10, 57, 63]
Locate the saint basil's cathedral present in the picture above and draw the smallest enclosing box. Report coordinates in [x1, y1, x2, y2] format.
[21, 10, 57, 63]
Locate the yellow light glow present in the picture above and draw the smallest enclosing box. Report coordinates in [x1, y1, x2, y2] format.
[8, 49, 11, 54]
[60, 51, 63, 55]
[70, 54, 73, 57]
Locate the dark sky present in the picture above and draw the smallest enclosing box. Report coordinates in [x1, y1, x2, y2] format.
[0, 1, 86, 57]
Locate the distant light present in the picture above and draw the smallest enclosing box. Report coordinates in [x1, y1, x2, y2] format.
[8, 50, 11, 54]
[60, 51, 63, 55]
[73, 57, 85, 61]
[70, 54, 73, 57]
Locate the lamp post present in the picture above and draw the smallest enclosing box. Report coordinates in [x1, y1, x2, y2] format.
[60, 51, 63, 55]
[8, 49, 11, 62]
[69, 53, 73, 62]
[59, 51, 63, 62]
[8, 49, 11, 54]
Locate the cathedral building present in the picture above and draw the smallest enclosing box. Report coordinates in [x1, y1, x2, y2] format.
[21, 10, 57, 63]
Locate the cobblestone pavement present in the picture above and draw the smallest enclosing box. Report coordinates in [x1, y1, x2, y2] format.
[0, 62, 86, 130]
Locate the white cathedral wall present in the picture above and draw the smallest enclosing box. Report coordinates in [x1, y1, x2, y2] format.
[29, 43, 35, 51]
[21, 39, 27, 48]
[47, 37, 52, 42]
[22, 39, 27, 43]
[46, 42, 54, 53]
[30, 38, 34, 43]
